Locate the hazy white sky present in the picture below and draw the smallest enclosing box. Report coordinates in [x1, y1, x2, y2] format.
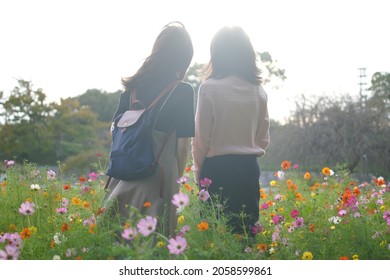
[1, 0, 389, 121]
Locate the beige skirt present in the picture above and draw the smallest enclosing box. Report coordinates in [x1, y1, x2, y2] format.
[103, 130, 180, 238]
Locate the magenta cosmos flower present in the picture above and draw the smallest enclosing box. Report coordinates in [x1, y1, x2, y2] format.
[272, 214, 284, 225]
[171, 192, 189, 211]
[200, 177, 212, 188]
[167, 236, 187, 255]
[121, 227, 138, 241]
[18, 201, 35, 215]
[137, 216, 157, 237]
[290, 209, 300, 218]
[0, 245, 19, 260]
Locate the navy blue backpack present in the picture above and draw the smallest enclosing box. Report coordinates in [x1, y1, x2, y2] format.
[106, 81, 179, 181]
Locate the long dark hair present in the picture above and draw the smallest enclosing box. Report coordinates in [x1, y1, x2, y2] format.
[122, 22, 193, 90]
[204, 26, 261, 85]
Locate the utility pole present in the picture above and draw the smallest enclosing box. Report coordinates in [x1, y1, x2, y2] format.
[358, 67, 367, 102]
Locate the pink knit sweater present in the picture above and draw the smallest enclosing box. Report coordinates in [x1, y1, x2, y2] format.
[191, 75, 270, 182]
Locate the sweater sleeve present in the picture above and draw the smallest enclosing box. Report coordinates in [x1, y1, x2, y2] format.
[191, 85, 213, 183]
[257, 106, 270, 152]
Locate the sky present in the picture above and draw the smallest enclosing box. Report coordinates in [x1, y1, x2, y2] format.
[1, 0, 389, 122]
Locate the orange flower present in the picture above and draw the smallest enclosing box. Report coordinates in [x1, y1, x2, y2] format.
[281, 161, 291, 170]
[143, 201, 151, 208]
[256, 243, 267, 252]
[309, 224, 316, 232]
[339, 256, 349, 260]
[79, 176, 86, 182]
[50, 241, 56, 248]
[286, 179, 294, 188]
[20, 228, 31, 240]
[183, 183, 192, 192]
[198, 221, 209, 231]
[353, 187, 361, 197]
[63, 184, 71, 190]
[185, 166, 192, 173]
[374, 177, 386, 186]
[88, 223, 96, 234]
[295, 192, 303, 201]
[53, 193, 61, 202]
[61, 223, 70, 232]
[96, 207, 106, 216]
[322, 167, 331, 176]
[82, 201, 91, 208]
[304, 172, 311, 180]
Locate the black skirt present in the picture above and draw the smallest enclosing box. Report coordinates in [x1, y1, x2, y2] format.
[200, 154, 260, 234]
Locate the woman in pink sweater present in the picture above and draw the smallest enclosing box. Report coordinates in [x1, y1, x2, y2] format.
[191, 26, 270, 235]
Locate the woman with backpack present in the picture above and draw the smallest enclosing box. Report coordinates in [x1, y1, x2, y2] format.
[191, 26, 270, 236]
[103, 22, 195, 238]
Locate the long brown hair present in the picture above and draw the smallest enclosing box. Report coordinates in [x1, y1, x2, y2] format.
[122, 22, 193, 90]
[204, 26, 261, 85]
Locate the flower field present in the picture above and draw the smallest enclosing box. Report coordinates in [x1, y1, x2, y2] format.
[0, 159, 389, 260]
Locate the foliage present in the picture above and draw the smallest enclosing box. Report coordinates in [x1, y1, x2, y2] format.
[1, 159, 389, 260]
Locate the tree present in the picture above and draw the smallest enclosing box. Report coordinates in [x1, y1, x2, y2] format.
[76, 89, 121, 122]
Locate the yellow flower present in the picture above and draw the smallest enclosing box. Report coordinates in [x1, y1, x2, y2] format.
[8, 224, 17, 232]
[352, 254, 359, 260]
[270, 180, 278, 187]
[156, 241, 165, 248]
[311, 192, 316, 197]
[380, 205, 386, 212]
[284, 222, 292, 229]
[177, 215, 185, 223]
[89, 190, 96, 195]
[330, 226, 336, 230]
[278, 208, 284, 213]
[29, 226, 37, 235]
[72, 197, 82, 205]
[302, 251, 313, 260]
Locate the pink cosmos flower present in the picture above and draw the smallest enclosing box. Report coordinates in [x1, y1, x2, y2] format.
[293, 164, 299, 169]
[274, 194, 283, 201]
[167, 236, 187, 255]
[18, 201, 35, 215]
[383, 211, 390, 220]
[251, 222, 263, 235]
[290, 209, 300, 218]
[3, 233, 23, 249]
[121, 227, 138, 241]
[47, 169, 56, 180]
[0, 245, 19, 260]
[200, 177, 212, 188]
[56, 207, 67, 214]
[61, 198, 69, 207]
[176, 176, 189, 185]
[293, 217, 305, 228]
[137, 216, 157, 237]
[177, 225, 191, 237]
[4, 160, 15, 168]
[88, 172, 98, 182]
[171, 192, 189, 211]
[338, 209, 348, 217]
[198, 189, 210, 202]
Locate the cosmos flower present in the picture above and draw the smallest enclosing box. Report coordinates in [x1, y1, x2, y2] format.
[167, 236, 187, 255]
[137, 216, 157, 237]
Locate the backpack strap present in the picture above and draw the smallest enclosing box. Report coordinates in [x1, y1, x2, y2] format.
[130, 80, 181, 110]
